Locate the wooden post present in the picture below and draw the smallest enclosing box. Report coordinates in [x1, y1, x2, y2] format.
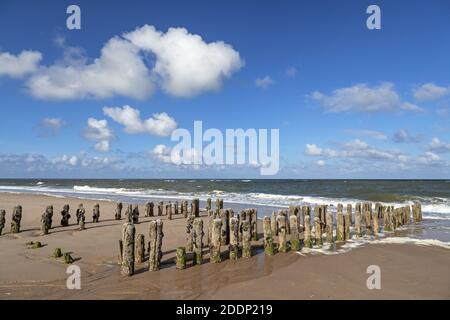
[193, 218, 204, 265]
[229, 217, 239, 260]
[344, 212, 351, 240]
[115, 202, 123, 220]
[132, 205, 139, 224]
[192, 198, 200, 217]
[121, 222, 135, 276]
[238, 210, 246, 244]
[382, 206, 390, 231]
[186, 215, 194, 252]
[93, 204, 100, 223]
[210, 218, 222, 263]
[263, 216, 274, 255]
[336, 210, 345, 241]
[355, 210, 362, 238]
[314, 217, 322, 246]
[219, 209, 228, 246]
[206, 198, 212, 211]
[10, 205, 22, 233]
[157, 201, 163, 216]
[250, 208, 258, 241]
[325, 211, 333, 243]
[167, 203, 173, 220]
[304, 214, 313, 248]
[176, 247, 186, 270]
[365, 210, 372, 235]
[346, 204, 352, 227]
[135, 234, 145, 263]
[145, 202, 154, 217]
[372, 211, 379, 235]
[0, 209, 6, 236]
[301, 206, 311, 231]
[290, 215, 300, 251]
[118, 239, 123, 264]
[277, 215, 288, 253]
[148, 219, 164, 271]
[242, 220, 252, 258]
[271, 211, 278, 236]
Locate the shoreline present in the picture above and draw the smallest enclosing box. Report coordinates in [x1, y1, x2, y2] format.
[0, 192, 449, 299]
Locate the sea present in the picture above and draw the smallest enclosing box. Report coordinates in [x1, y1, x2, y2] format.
[0, 179, 449, 247]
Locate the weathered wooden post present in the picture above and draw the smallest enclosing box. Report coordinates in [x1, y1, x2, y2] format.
[40, 208, 50, 235]
[167, 203, 173, 220]
[304, 214, 313, 248]
[271, 211, 278, 236]
[157, 201, 163, 216]
[242, 220, 252, 258]
[347, 204, 352, 226]
[60, 204, 70, 226]
[301, 205, 311, 231]
[219, 209, 229, 245]
[148, 219, 164, 271]
[92, 204, 100, 223]
[365, 210, 372, 235]
[280, 210, 290, 234]
[206, 198, 212, 211]
[263, 216, 274, 255]
[0, 209, 5, 236]
[229, 217, 239, 260]
[210, 218, 222, 263]
[238, 210, 246, 244]
[193, 218, 204, 265]
[325, 211, 333, 243]
[174, 201, 179, 215]
[355, 209, 362, 238]
[277, 215, 288, 253]
[344, 212, 351, 240]
[372, 211, 379, 235]
[290, 215, 300, 251]
[115, 202, 122, 220]
[186, 214, 194, 252]
[336, 210, 345, 241]
[192, 198, 200, 217]
[145, 202, 154, 217]
[356, 203, 362, 224]
[215, 199, 223, 215]
[250, 208, 258, 241]
[132, 205, 140, 224]
[314, 217, 322, 246]
[121, 222, 135, 276]
[404, 205, 411, 224]
[118, 239, 123, 264]
[125, 204, 133, 223]
[135, 234, 145, 263]
[182, 200, 188, 218]
[176, 247, 186, 270]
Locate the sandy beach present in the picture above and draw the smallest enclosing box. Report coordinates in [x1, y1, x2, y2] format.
[0, 192, 449, 300]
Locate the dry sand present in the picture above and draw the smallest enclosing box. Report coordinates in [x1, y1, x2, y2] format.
[0, 192, 449, 300]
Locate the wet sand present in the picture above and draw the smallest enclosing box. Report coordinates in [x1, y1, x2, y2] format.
[0, 192, 449, 300]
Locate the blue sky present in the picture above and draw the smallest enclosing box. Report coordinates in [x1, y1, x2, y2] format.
[0, 0, 449, 178]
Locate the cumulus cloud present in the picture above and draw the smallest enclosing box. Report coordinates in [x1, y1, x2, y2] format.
[255, 75, 274, 89]
[413, 83, 450, 101]
[311, 83, 423, 113]
[417, 152, 443, 166]
[26, 38, 154, 100]
[3, 25, 242, 100]
[123, 25, 243, 97]
[151, 144, 201, 167]
[427, 137, 450, 154]
[103, 105, 177, 136]
[83, 118, 114, 152]
[316, 159, 325, 167]
[0, 50, 42, 78]
[393, 129, 421, 143]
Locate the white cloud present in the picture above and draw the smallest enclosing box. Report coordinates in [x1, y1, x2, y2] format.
[393, 129, 421, 143]
[123, 25, 243, 97]
[151, 144, 201, 167]
[255, 75, 274, 89]
[305, 144, 323, 156]
[35, 117, 66, 136]
[311, 83, 422, 113]
[413, 83, 450, 101]
[83, 118, 114, 152]
[27, 38, 154, 100]
[0, 50, 42, 78]
[428, 137, 450, 153]
[417, 152, 442, 165]
[316, 159, 325, 167]
[103, 105, 177, 136]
